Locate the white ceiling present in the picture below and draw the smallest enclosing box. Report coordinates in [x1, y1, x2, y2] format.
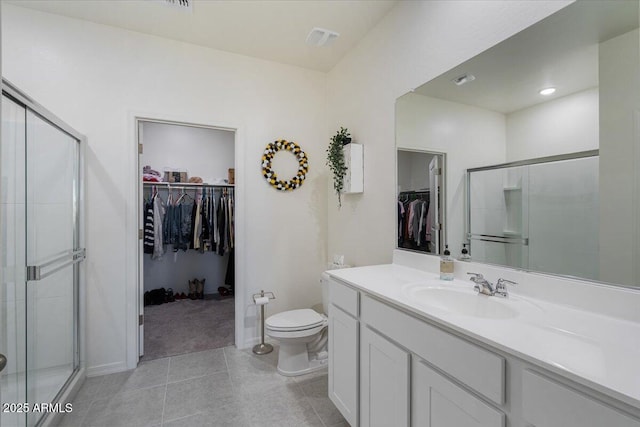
[415, 1, 639, 114]
[6, 0, 397, 72]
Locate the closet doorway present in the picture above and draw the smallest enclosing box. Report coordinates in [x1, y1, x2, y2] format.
[396, 149, 446, 255]
[137, 119, 236, 361]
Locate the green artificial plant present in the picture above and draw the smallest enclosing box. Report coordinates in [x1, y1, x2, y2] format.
[327, 127, 351, 208]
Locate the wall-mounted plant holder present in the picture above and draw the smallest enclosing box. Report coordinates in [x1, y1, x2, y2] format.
[343, 143, 363, 194]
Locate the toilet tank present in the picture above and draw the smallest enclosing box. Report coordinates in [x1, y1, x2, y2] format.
[320, 272, 330, 314]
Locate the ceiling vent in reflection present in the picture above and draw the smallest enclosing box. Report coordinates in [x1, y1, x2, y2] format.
[158, 0, 193, 13]
[452, 73, 476, 86]
[306, 28, 340, 47]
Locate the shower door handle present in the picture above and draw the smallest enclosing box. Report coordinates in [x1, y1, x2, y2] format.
[26, 249, 86, 281]
[0, 354, 6, 372]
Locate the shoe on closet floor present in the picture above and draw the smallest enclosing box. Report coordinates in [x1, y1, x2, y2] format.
[195, 278, 205, 299]
[188, 280, 197, 300]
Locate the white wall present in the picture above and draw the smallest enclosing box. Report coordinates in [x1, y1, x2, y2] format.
[2, 4, 328, 374]
[506, 88, 599, 161]
[396, 93, 506, 256]
[397, 150, 433, 193]
[599, 29, 640, 287]
[326, 0, 571, 267]
[141, 121, 234, 184]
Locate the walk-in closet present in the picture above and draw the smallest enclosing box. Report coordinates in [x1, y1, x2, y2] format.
[138, 120, 235, 361]
[397, 149, 445, 254]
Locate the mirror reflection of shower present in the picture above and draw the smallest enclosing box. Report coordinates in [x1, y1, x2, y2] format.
[467, 151, 599, 280]
[397, 150, 446, 255]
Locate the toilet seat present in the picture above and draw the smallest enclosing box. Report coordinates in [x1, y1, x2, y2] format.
[266, 309, 325, 332]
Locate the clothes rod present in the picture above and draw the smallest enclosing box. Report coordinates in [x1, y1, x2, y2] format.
[143, 182, 234, 188]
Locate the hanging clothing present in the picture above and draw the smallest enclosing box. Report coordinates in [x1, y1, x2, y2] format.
[145, 185, 234, 257]
[189, 200, 197, 249]
[225, 249, 235, 290]
[398, 193, 430, 250]
[201, 192, 211, 252]
[178, 201, 192, 251]
[397, 201, 405, 242]
[152, 195, 165, 259]
[217, 193, 227, 255]
[193, 197, 202, 250]
[143, 201, 154, 254]
[227, 192, 234, 249]
[211, 193, 219, 248]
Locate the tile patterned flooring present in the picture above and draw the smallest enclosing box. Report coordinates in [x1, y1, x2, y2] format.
[58, 346, 347, 427]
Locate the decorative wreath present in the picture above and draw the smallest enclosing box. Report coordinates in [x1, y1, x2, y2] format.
[262, 140, 309, 191]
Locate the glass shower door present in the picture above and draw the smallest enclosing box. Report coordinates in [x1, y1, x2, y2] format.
[24, 110, 81, 426]
[468, 165, 529, 269]
[1, 94, 28, 427]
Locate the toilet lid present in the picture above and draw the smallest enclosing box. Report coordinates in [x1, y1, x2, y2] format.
[266, 309, 325, 331]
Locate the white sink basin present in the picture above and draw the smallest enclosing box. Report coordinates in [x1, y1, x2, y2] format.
[402, 282, 519, 319]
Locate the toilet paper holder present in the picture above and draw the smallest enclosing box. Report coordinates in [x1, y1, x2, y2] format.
[252, 290, 275, 305]
[253, 290, 276, 355]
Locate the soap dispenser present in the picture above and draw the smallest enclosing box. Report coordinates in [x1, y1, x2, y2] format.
[459, 243, 471, 261]
[440, 245, 454, 281]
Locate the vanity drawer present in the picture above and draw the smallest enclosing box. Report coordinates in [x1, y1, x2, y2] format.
[361, 295, 505, 405]
[329, 278, 359, 317]
[522, 370, 640, 427]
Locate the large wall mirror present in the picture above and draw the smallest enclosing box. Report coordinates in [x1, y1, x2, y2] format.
[395, 0, 640, 288]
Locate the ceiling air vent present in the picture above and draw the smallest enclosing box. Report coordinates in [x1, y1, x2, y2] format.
[306, 28, 340, 47]
[159, 0, 193, 13]
[452, 73, 476, 86]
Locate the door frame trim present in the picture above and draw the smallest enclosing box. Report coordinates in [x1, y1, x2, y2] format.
[126, 111, 246, 369]
[395, 148, 448, 254]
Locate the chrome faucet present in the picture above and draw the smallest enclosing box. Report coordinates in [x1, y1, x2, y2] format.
[467, 273, 517, 298]
[467, 273, 495, 296]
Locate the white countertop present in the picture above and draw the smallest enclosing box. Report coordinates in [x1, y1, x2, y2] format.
[327, 263, 640, 410]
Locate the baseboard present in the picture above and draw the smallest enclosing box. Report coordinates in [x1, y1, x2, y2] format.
[86, 361, 129, 377]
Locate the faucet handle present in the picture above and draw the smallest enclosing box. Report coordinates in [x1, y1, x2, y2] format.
[467, 272, 484, 281]
[495, 278, 517, 297]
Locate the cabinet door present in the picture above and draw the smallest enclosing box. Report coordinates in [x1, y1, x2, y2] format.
[522, 370, 640, 427]
[360, 326, 410, 427]
[413, 359, 505, 427]
[329, 304, 358, 426]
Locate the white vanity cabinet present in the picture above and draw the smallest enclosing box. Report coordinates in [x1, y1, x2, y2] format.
[327, 275, 640, 427]
[522, 370, 640, 427]
[360, 326, 410, 427]
[328, 279, 359, 426]
[412, 359, 504, 427]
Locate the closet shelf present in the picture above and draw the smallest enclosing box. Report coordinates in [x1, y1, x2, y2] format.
[143, 182, 234, 188]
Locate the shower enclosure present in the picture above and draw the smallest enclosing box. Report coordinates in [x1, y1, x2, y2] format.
[467, 151, 599, 280]
[1, 81, 85, 426]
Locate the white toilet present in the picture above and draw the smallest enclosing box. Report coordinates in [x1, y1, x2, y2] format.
[265, 273, 330, 376]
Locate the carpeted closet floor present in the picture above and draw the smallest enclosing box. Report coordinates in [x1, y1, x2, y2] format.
[142, 296, 235, 361]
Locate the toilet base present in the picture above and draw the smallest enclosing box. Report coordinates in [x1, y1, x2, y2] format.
[277, 355, 328, 377]
[275, 338, 328, 377]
